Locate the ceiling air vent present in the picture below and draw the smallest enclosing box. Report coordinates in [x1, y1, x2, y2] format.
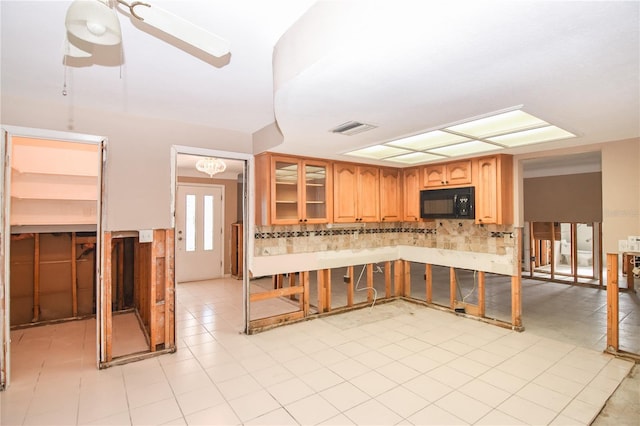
[330, 121, 377, 136]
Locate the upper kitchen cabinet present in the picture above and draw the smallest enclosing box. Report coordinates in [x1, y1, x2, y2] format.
[334, 163, 380, 223]
[423, 160, 472, 188]
[473, 154, 513, 225]
[255, 153, 332, 225]
[402, 167, 420, 221]
[380, 167, 402, 222]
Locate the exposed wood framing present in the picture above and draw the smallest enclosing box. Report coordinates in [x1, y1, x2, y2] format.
[33, 234, 40, 323]
[403, 260, 411, 296]
[384, 261, 392, 298]
[103, 232, 113, 362]
[71, 232, 77, 317]
[511, 227, 523, 330]
[449, 267, 456, 310]
[250, 285, 304, 302]
[393, 260, 403, 296]
[302, 271, 309, 316]
[477, 271, 485, 317]
[425, 264, 432, 303]
[346, 265, 354, 306]
[251, 311, 305, 329]
[606, 253, 619, 351]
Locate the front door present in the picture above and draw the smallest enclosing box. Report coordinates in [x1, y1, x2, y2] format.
[175, 184, 224, 283]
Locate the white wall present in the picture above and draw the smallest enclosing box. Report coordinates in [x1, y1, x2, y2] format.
[2, 96, 252, 231]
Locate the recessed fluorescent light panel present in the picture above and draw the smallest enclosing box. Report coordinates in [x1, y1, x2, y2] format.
[487, 125, 576, 147]
[445, 110, 548, 138]
[341, 108, 575, 165]
[386, 130, 470, 150]
[344, 145, 411, 160]
[385, 152, 445, 164]
[429, 140, 499, 157]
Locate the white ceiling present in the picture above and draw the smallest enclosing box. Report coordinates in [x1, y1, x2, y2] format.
[1, 1, 639, 169]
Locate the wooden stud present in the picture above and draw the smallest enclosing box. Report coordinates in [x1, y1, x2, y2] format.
[425, 263, 432, 303]
[511, 228, 523, 329]
[302, 271, 309, 316]
[550, 222, 556, 278]
[528, 222, 535, 277]
[403, 260, 411, 297]
[606, 253, 619, 351]
[449, 267, 456, 309]
[103, 232, 113, 362]
[366, 264, 374, 302]
[164, 229, 175, 349]
[626, 254, 635, 292]
[346, 265, 354, 307]
[149, 230, 159, 351]
[394, 260, 403, 296]
[325, 269, 332, 312]
[250, 285, 305, 302]
[571, 223, 578, 283]
[384, 261, 392, 299]
[289, 273, 297, 300]
[250, 311, 305, 329]
[317, 270, 325, 313]
[71, 232, 78, 317]
[477, 271, 485, 317]
[33, 233, 40, 323]
[117, 239, 124, 311]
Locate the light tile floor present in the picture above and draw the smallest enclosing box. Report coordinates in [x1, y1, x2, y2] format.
[1, 277, 637, 425]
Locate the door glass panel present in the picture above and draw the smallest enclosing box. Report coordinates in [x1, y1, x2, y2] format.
[203, 195, 213, 251]
[185, 194, 196, 252]
[305, 164, 326, 219]
[274, 161, 298, 221]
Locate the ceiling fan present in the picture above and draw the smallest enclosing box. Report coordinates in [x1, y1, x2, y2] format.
[64, 0, 231, 59]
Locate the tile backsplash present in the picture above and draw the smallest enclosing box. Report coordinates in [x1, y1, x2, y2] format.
[254, 220, 516, 258]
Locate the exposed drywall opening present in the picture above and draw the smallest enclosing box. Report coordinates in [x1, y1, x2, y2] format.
[1, 128, 105, 390]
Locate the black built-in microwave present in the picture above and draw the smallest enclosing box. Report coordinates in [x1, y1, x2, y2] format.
[420, 186, 475, 219]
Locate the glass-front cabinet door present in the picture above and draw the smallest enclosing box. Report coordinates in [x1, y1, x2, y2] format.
[272, 159, 300, 224]
[269, 156, 331, 225]
[304, 161, 329, 223]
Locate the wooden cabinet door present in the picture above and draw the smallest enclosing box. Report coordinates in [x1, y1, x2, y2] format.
[403, 167, 420, 221]
[446, 160, 472, 186]
[474, 155, 513, 225]
[302, 160, 331, 224]
[424, 164, 446, 187]
[333, 162, 358, 222]
[270, 156, 302, 225]
[357, 166, 380, 222]
[475, 156, 498, 224]
[380, 167, 402, 222]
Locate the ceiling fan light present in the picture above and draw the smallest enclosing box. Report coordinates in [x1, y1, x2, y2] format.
[65, 0, 122, 46]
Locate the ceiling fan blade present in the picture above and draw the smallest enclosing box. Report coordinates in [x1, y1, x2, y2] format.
[131, 3, 230, 58]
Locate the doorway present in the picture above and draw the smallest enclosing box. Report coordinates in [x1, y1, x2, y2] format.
[172, 148, 250, 335]
[1, 126, 105, 390]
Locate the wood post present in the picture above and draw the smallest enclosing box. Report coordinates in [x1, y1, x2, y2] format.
[394, 260, 403, 296]
[449, 267, 456, 309]
[302, 271, 309, 316]
[511, 227, 523, 329]
[366, 264, 374, 302]
[164, 229, 175, 349]
[403, 260, 411, 297]
[384, 261, 391, 298]
[426, 264, 432, 303]
[103, 232, 113, 362]
[33, 234, 40, 323]
[317, 270, 325, 313]
[346, 265, 354, 307]
[606, 253, 619, 351]
[71, 232, 78, 317]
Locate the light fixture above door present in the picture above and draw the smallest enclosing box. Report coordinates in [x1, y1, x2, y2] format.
[195, 157, 226, 177]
